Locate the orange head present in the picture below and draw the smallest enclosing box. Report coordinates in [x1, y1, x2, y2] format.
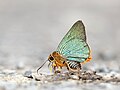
[48, 51, 66, 68]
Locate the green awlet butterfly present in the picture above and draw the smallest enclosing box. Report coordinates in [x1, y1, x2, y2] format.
[37, 20, 92, 77]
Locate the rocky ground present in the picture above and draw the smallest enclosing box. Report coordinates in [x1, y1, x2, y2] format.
[0, 62, 120, 90]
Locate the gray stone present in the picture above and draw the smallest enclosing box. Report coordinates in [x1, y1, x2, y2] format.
[23, 71, 33, 78]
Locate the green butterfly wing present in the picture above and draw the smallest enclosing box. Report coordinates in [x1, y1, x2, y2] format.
[56, 20, 90, 63]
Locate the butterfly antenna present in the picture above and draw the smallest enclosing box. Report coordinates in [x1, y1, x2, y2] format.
[37, 60, 48, 74]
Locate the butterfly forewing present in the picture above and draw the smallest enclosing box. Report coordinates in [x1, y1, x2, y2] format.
[56, 21, 90, 63]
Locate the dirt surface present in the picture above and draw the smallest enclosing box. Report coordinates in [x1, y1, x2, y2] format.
[0, 66, 120, 90]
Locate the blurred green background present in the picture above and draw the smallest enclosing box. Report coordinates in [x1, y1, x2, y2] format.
[0, 0, 120, 70]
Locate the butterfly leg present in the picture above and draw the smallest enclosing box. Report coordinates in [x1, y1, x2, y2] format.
[76, 63, 81, 79]
[54, 66, 62, 73]
[51, 62, 61, 73]
[52, 66, 64, 80]
[66, 61, 82, 79]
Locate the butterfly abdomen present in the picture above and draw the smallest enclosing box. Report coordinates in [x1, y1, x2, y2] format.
[66, 60, 81, 71]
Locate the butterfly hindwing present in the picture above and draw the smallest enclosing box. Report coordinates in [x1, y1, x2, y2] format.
[56, 21, 90, 63]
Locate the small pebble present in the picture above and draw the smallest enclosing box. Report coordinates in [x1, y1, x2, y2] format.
[23, 71, 33, 78]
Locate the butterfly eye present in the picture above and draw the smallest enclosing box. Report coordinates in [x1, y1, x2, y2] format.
[49, 56, 54, 61]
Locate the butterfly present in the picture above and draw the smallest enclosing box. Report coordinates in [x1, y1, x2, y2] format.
[37, 20, 92, 78]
